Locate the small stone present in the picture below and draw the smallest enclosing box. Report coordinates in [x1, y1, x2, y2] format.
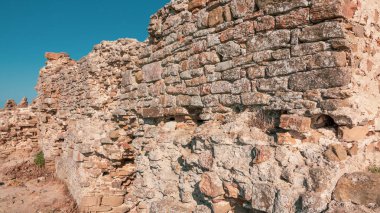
[324, 144, 348, 161]
[223, 182, 239, 198]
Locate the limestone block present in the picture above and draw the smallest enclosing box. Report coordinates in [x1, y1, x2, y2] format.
[338, 125, 369, 142]
[142, 62, 163, 83]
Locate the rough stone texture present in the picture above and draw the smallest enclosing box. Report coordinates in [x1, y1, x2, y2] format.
[2, 0, 380, 212]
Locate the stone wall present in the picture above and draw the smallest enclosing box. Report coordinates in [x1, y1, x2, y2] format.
[0, 103, 39, 162]
[32, 0, 380, 212]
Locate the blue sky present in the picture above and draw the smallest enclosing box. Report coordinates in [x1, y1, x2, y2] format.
[0, 0, 169, 107]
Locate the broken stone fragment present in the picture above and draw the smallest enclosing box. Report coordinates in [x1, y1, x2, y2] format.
[223, 182, 239, 198]
[277, 132, 296, 145]
[18, 97, 28, 108]
[252, 146, 271, 164]
[188, 0, 208, 11]
[338, 125, 369, 142]
[44, 52, 69, 60]
[324, 144, 348, 161]
[4, 99, 17, 110]
[199, 172, 225, 198]
[333, 172, 380, 206]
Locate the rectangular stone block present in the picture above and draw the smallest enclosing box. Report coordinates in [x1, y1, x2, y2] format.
[310, 0, 358, 22]
[220, 94, 241, 106]
[101, 195, 124, 207]
[211, 81, 231, 94]
[266, 57, 308, 77]
[291, 42, 328, 56]
[241, 92, 271, 105]
[299, 22, 345, 42]
[289, 68, 351, 92]
[142, 62, 163, 83]
[279, 114, 311, 132]
[275, 8, 309, 29]
[248, 30, 291, 52]
[258, 0, 309, 15]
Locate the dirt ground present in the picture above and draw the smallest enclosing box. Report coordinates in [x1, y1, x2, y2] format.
[0, 152, 78, 213]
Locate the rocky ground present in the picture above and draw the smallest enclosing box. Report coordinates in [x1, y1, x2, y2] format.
[0, 150, 77, 213]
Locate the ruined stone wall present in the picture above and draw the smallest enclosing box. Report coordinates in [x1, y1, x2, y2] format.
[34, 0, 380, 212]
[0, 106, 39, 162]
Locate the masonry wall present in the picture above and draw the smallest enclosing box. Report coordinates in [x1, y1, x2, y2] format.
[0, 107, 39, 162]
[34, 0, 380, 212]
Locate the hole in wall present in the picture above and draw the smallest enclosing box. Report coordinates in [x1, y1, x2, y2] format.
[311, 114, 336, 129]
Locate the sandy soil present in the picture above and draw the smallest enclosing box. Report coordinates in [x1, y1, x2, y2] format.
[0, 152, 77, 213]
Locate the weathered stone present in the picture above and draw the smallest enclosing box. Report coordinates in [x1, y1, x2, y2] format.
[279, 114, 311, 133]
[211, 201, 232, 213]
[208, 7, 224, 27]
[241, 93, 271, 105]
[199, 172, 225, 198]
[299, 22, 345, 42]
[333, 172, 380, 206]
[142, 62, 163, 82]
[276, 8, 309, 29]
[277, 132, 296, 145]
[45, 52, 69, 60]
[254, 16, 275, 32]
[231, 0, 255, 18]
[188, 0, 208, 11]
[324, 144, 348, 161]
[310, 0, 359, 22]
[102, 195, 124, 207]
[338, 125, 369, 142]
[248, 30, 291, 52]
[289, 68, 351, 92]
[211, 81, 231, 94]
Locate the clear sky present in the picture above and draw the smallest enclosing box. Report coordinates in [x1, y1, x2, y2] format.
[0, 0, 169, 107]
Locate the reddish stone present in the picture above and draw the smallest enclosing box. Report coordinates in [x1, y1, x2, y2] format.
[310, 0, 358, 22]
[277, 132, 296, 145]
[279, 115, 311, 133]
[188, 0, 208, 11]
[276, 8, 309, 29]
[45, 52, 69, 60]
[208, 7, 224, 27]
[254, 16, 275, 32]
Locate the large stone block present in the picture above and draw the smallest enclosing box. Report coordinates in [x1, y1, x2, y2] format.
[289, 68, 351, 92]
[310, 0, 359, 22]
[248, 30, 291, 52]
[142, 62, 163, 83]
[279, 114, 311, 132]
[333, 172, 380, 206]
[299, 22, 345, 42]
